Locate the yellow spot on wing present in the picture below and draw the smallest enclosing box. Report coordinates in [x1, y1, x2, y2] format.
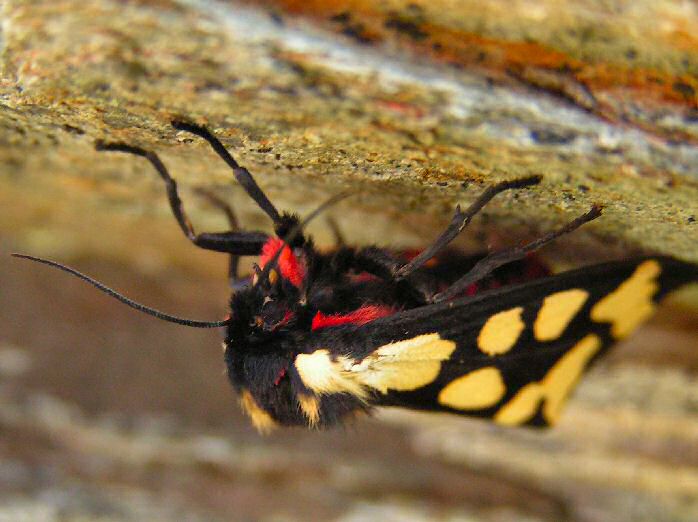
[541, 334, 602, 422]
[438, 367, 506, 410]
[477, 307, 525, 355]
[494, 334, 602, 425]
[534, 289, 589, 341]
[295, 350, 368, 400]
[239, 389, 277, 434]
[590, 260, 661, 339]
[297, 393, 321, 427]
[494, 385, 541, 425]
[350, 333, 457, 393]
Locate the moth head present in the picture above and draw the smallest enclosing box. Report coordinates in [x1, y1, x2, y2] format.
[229, 238, 307, 342]
[228, 275, 301, 343]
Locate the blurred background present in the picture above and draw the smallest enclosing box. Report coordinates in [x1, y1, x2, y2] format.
[1, 1, 697, 521]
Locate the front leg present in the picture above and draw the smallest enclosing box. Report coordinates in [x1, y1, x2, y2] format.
[193, 187, 258, 289]
[96, 141, 269, 257]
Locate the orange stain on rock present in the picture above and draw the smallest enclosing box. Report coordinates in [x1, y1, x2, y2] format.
[252, 0, 697, 140]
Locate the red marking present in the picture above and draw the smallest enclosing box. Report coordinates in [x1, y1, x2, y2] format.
[523, 254, 551, 279]
[423, 258, 439, 269]
[401, 249, 438, 267]
[376, 100, 425, 118]
[274, 367, 286, 386]
[259, 238, 305, 287]
[270, 310, 295, 331]
[350, 272, 380, 283]
[465, 283, 479, 296]
[312, 305, 397, 330]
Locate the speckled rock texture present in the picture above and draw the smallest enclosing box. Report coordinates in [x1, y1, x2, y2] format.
[1, 1, 697, 521]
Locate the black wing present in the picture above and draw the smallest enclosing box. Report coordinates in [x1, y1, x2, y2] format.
[294, 257, 697, 426]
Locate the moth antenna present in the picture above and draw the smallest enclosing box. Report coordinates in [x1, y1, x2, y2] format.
[11, 254, 228, 328]
[171, 120, 282, 225]
[298, 191, 353, 231]
[259, 191, 353, 285]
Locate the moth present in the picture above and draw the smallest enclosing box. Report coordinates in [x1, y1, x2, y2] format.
[14, 121, 698, 432]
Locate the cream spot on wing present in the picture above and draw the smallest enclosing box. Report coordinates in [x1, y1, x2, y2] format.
[477, 307, 525, 355]
[437, 367, 506, 410]
[494, 334, 602, 425]
[590, 260, 661, 339]
[295, 350, 368, 400]
[239, 389, 277, 434]
[349, 333, 457, 393]
[297, 393, 321, 427]
[296, 334, 457, 399]
[534, 289, 589, 341]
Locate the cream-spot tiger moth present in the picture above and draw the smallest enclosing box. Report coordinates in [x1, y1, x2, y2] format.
[13, 121, 698, 431]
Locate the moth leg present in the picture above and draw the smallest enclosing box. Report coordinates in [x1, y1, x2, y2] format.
[395, 176, 541, 280]
[345, 247, 402, 280]
[193, 188, 248, 288]
[326, 216, 346, 247]
[431, 205, 602, 302]
[95, 141, 269, 256]
[171, 120, 282, 225]
[340, 247, 435, 302]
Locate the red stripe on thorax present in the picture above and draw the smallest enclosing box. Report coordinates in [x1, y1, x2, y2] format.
[259, 238, 305, 287]
[312, 305, 396, 330]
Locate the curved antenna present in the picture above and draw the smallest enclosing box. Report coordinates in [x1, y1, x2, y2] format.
[11, 254, 228, 328]
[171, 120, 282, 225]
[259, 191, 353, 284]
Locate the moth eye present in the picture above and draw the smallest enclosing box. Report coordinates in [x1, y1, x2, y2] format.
[253, 316, 264, 328]
[268, 269, 279, 285]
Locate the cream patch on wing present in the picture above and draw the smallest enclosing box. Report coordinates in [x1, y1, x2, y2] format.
[437, 367, 506, 410]
[477, 307, 525, 355]
[534, 289, 589, 341]
[295, 334, 457, 398]
[295, 350, 368, 400]
[494, 334, 602, 425]
[348, 333, 457, 393]
[590, 260, 661, 339]
[239, 389, 277, 434]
